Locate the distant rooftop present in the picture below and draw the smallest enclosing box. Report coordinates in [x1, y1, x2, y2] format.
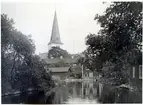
[45, 57, 78, 64]
[39, 52, 81, 64]
[49, 67, 70, 73]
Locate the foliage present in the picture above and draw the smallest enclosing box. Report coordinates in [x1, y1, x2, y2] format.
[69, 72, 82, 79]
[48, 46, 70, 58]
[85, 2, 142, 85]
[1, 14, 54, 94]
[69, 66, 82, 79]
[77, 50, 102, 72]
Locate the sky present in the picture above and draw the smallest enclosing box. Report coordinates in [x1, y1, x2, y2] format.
[1, 1, 111, 54]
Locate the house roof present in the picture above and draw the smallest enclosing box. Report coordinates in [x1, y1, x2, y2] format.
[49, 67, 70, 72]
[44, 57, 78, 64]
[39, 53, 81, 64]
[39, 53, 80, 64]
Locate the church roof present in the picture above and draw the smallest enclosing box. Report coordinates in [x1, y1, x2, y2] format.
[48, 11, 63, 45]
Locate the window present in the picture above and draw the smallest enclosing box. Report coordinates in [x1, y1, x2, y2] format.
[132, 67, 135, 78]
[139, 65, 142, 79]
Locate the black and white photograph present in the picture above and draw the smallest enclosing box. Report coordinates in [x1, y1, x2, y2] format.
[1, 0, 142, 104]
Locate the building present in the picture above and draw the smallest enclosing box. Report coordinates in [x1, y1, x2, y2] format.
[49, 67, 70, 80]
[48, 11, 63, 51]
[82, 68, 94, 79]
[39, 11, 82, 80]
[43, 56, 81, 80]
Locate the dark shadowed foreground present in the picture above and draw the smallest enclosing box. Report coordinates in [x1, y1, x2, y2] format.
[2, 81, 142, 104]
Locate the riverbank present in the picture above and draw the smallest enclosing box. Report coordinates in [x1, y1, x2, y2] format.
[2, 88, 39, 97]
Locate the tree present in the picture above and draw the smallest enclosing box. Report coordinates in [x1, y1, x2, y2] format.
[86, 2, 142, 85]
[1, 14, 54, 94]
[48, 46, 70, 58]
[94, 2, 142, 63]
[77, 49, 102, 72]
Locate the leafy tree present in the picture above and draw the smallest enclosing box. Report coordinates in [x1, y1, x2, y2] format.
[86, 2, 142, 85]
[1, 14, 54, 94]
[48, 46, 70, 58]
[77, 49, 102, 72]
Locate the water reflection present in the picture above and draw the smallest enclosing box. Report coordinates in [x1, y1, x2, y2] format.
[2, 81, 142, 104]
[46, 81, 106, 104]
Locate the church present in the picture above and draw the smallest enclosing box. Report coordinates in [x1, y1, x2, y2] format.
[39, 11, 82, 80]
[48, 11, 63, 50]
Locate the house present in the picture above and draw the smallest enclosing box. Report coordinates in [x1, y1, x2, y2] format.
[83, 68, 94, 79]
[49, 67, 70, 80]
[81, 65, 95, 79]
[40, 55, 82, 80]
[43, 56, 80, 66]
[39, 53, 82, 80]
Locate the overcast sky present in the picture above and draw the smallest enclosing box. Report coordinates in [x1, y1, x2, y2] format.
[1, 2, 111, 54]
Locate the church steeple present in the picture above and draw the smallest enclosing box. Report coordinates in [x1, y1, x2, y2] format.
[48, 11, 63, 46]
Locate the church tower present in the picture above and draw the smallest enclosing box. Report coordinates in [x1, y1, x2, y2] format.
[48, 11, 63, 51]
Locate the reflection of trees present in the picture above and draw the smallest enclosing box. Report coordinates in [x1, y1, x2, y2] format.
[49, 86, 69, 104]
[97, 84, 118, 103]
[98, 84, 142, 103]
[75, 82, 82, 96]
[66, 81, 106, 101]
[82, 81, 96, 99]
[69, 89, 73, 95]
[115, 87, 141, 103]
[67, 82, 83, 98]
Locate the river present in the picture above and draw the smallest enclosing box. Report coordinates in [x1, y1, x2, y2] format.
[2, 80, 142, 104]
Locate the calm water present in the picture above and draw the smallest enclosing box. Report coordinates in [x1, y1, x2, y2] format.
[2, 81, 142, 104]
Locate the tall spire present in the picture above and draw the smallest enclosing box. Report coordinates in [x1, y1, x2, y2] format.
[48, 11, 63, 45]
